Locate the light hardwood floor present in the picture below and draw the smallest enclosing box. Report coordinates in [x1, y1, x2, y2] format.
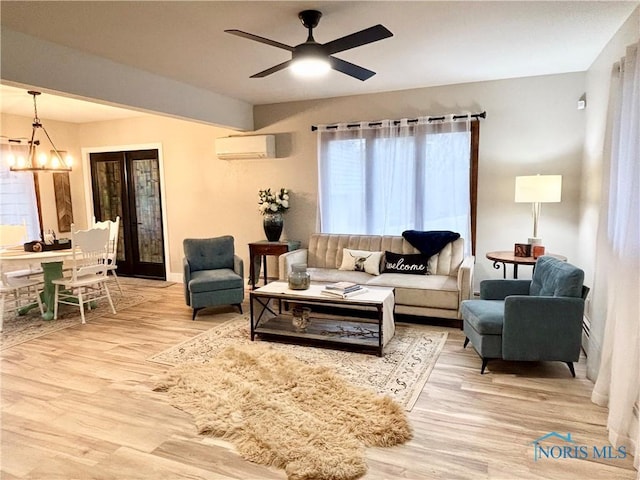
[1, 283, 636, 479]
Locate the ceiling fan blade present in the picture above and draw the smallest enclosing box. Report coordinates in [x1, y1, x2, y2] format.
[323, 25, 393, 55]
[329, 57, 376, 81]
[225, 29, 295, 51]
[250, 60, 292, 78]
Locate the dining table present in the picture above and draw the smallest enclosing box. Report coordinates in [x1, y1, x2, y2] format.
[0, 247, 74, 320]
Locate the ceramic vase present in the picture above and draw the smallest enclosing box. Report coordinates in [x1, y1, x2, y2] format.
[263, 212, 284, 241]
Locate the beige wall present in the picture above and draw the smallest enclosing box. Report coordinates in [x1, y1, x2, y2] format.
[255, 72, 586, 289]
[2, 72, 588, 287]
[581, 7, 640, 379]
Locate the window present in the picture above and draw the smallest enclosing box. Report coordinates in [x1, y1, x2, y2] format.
[317, 117, 478, 254]
[0, 143, 40, 242]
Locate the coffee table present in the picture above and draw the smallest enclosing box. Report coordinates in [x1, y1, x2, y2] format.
[249, 281, 395, 356]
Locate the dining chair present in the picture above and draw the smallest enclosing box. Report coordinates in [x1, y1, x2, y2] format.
[0, 223, 28, 248]
[51, 224, 116, 324]
[92, 216, 123, 295]
[0, 275, 44, 332]
[0, 221, 44, 281]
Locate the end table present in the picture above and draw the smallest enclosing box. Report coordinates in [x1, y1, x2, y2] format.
[249, 240, 301, 289]
[486, 251, 567, 279]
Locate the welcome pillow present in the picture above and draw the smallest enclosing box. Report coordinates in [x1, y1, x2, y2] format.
[339, 249, 384, 275]
[383, 251, 430, 275]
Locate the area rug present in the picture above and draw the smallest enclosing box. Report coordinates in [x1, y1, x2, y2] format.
[148, 316, 448, 411]
[1, 286, 160, 351]
[118, 277, 176, 288]
[153, 344, 412, 480]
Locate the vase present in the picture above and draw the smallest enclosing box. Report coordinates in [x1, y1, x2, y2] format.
[263, 212, 284, 241]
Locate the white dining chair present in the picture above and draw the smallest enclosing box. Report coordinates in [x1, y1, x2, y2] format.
[92, 216, 123, 295]
[0, 275, 44, 332]
[0, 222, 28, 248]
[51, 224, 116, 324]
[0, 222, 45, 280]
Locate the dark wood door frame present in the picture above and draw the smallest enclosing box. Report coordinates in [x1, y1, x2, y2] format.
[82, 144, 169, 280]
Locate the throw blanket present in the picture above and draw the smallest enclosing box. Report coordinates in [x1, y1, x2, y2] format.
[402, 230, 460, 258]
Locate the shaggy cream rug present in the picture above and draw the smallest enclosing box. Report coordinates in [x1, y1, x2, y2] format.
[153, 344, 412, 480]
[148, 316, 448, 411]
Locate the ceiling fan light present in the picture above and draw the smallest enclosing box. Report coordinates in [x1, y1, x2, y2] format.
[291, 57, 331, 77]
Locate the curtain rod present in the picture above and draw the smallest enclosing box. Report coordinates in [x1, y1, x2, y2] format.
[311, 110, 486, 132]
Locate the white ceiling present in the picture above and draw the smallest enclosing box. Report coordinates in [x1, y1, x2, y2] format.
[1, 1, 638, 123]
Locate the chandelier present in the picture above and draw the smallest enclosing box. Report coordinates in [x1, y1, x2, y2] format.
[8, 91, 72, 172]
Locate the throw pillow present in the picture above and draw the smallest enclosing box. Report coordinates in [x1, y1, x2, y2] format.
[383, 251, 430, 275]
[339, 249, 384, 275]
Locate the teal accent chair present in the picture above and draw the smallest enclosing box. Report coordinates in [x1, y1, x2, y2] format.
[461, 256, 587, 377]
[183, 236, 244, 320]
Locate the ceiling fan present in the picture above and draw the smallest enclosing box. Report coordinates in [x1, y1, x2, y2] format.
[225, 10, 393, 81]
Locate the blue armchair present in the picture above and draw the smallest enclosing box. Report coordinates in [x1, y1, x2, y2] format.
[461, 256, 587, 376]
[183, 236, 244, 320]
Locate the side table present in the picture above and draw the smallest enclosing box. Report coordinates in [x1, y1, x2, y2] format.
[249, 240, 301, 289]
[486, 251, 567, 279]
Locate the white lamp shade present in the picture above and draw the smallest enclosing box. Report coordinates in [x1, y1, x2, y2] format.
[515, 175, 562, 203]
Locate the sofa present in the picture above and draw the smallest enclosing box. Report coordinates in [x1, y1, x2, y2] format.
[279, 233, 474, 320]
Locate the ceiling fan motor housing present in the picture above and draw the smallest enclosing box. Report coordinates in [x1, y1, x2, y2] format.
[299, 10, 322, 29]
[293, 42, 326, 60]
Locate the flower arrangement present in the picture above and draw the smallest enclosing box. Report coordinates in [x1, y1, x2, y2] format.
[258, 188, 290, 215]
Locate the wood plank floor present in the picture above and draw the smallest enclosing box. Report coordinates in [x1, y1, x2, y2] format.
[1, 283, 636, 479]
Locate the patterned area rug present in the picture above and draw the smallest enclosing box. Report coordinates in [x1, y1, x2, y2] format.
[148, 316, 448, 411]
[1, 284, 160, 351]
[117, 277, 176, 288]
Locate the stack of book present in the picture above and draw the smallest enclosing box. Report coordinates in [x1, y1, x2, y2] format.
[321, 281, 368, 298]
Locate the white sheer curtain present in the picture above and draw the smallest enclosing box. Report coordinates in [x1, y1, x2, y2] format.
[591, 41, 640, 475]
[0, 143, 40, 242]
[317, 115, 471, 253]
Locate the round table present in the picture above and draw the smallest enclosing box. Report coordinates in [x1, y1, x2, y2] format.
[485, 251, 567, 279]
[0, 247, 74, 320]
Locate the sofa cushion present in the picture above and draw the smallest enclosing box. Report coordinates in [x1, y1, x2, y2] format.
[308, 267, 373, 285]
[367, 273, 459, 310]
[306, 233, 465, 277]
[460, 300, 505, 335]
[339, 249, 383, 275]
[383, 251, 430, 275]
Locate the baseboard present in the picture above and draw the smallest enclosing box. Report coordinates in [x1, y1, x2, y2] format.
[168, 272, 183, 283]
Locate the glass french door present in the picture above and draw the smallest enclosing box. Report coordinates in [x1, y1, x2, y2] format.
[90, 149, 165, 279]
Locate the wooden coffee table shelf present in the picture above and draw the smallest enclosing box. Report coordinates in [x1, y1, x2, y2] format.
[254, 315, 381, 350]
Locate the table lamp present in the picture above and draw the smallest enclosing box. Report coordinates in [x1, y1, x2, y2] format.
[515, 174, 562, 245]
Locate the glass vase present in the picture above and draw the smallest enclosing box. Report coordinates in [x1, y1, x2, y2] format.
[263, 212, 284, 241]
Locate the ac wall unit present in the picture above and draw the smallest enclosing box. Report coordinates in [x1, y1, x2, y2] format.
[215, 135, 276, 160]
